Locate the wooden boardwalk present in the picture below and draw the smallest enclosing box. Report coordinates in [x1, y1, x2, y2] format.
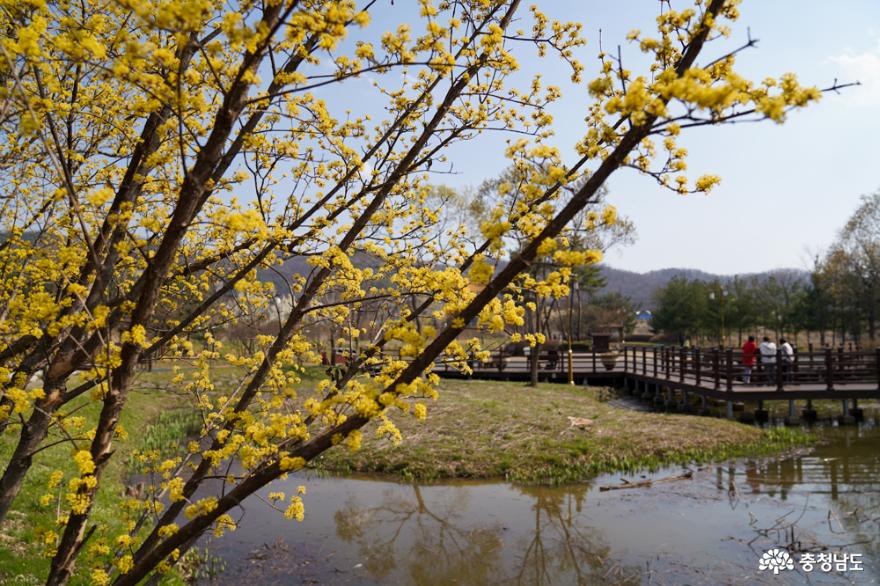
[436, 345, 880, 408]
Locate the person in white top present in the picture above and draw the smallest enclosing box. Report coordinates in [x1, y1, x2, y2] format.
[779, 338, 794, 383]
[759, 336, 777, 385]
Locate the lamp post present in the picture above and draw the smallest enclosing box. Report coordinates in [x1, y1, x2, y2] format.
[568, 280, 575, 385]
[709, 287, 727, 348]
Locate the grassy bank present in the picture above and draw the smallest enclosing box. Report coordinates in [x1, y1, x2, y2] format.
[0, 373, 815, 582]
[315, 379, 812, 484]
[0, 386, 192, 585]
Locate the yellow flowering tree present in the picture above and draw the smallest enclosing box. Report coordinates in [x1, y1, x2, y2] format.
[0, 0, 844, 583]
[471, 168, 634, 384]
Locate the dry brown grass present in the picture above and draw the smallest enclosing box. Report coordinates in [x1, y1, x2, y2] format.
[315, 379, 808, 484]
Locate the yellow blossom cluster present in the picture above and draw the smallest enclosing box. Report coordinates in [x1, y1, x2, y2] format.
[0, 0, 831, 580]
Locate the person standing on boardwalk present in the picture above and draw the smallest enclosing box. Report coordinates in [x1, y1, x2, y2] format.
[779, 338, 794, 383]
[759, 336, 777, 385]
[741, 336, 758, 384]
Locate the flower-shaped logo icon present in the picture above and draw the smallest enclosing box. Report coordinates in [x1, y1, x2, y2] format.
[758, 548, 795, 574]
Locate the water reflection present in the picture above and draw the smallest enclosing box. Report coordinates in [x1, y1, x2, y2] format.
[333, 485, 503, 584]
[202, 426, 880, 585]
[511, 485, 638, 585]
[728, 426, 880, 574]
[329, 483, 639, 585]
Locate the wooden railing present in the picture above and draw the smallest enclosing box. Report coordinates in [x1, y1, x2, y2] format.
[433, 347, 614, 375]
[621, 345, 880, 391]
[430, 344, 880, 391]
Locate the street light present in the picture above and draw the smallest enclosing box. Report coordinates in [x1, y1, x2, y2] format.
[568, 280, 576, 385]
[709, 287, 728, 347]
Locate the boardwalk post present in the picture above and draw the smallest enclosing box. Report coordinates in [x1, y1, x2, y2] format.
[642, 346, 647, 375]
[592, 347, 597, 373]
[804, 398, 817, 422]
[826, 348, 834, 391]
[756, 399, 769, 424]
[875, 348, 880, 391]
[653, 346, 658, 378]
[725, 349, 734, 419]
[679, 347, 686, 384]
[695, 348, 701, 386]
[853, 398, 862, 422]
[712, 348, 720, 390]
[665, 347, 671, 379]
[624, 345, 629, 372]
[725, 349, 734, 392]
[498, 346, 504, 374]
[776, 348, 784, 391]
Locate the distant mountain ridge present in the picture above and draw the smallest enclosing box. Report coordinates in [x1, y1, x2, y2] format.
[257, 254, 808, 312]
[598, 265, 809, 309]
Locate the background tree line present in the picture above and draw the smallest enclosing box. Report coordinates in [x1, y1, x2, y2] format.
[651, 191, 880, 348]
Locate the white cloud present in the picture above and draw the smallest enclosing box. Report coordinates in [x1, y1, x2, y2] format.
[828, 36, 880, 106]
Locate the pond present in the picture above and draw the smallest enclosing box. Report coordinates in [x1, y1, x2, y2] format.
[200, 424, 880, 585]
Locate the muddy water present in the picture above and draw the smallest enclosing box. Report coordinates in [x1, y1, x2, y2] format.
[201, 425, 880, 585]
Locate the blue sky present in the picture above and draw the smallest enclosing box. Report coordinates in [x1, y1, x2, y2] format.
[313, 1, 880, 275]
[441, 1, 880, 275]
[595, 0, 880, 275]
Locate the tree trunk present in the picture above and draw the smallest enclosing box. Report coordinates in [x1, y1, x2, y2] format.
[0, 405, 53, 522]
[529, 341, 540, 386]
[47, 353, 138, 584]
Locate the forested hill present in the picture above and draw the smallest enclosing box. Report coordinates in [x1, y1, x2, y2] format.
[599, 266, 809, 309]
[257, 255, 808, 311]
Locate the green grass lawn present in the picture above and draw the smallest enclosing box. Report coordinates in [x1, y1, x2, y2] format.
[0, 360, 296, 585]
[0, 382, 194, 585]
[315, 378, 810, 484]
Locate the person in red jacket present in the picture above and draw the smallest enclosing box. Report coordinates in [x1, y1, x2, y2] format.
[741, 335, 757, 384]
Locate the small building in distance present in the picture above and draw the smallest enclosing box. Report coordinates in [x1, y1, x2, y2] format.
[630, 310, 654, 341]
[635, 310, 653, 322]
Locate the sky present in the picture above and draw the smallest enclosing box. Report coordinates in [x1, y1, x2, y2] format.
[455, 1, 880, 275]
[310, 1, 880, 275]
[593, 0, 880, 275]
